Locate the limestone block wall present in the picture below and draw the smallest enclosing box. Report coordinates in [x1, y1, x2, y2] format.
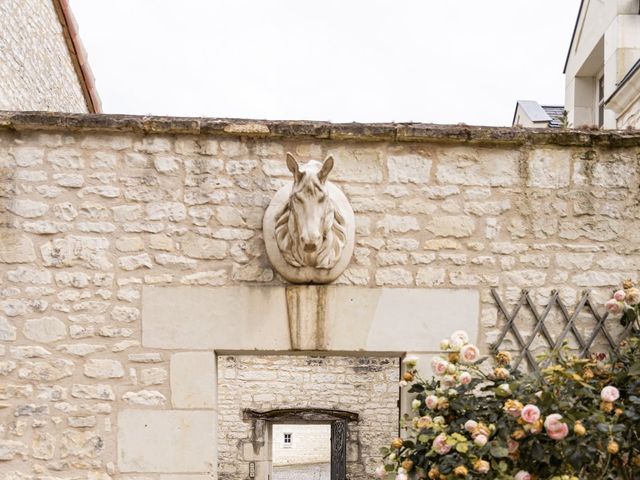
[0, 0, 88, 113]
[0, 112, 639, 480]
[218, 355, 398, 480]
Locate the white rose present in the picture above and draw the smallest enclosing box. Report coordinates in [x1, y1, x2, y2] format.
[464, 419, 478, 432]
[402, 355, 419, 368]
[450, 330, 469, 344]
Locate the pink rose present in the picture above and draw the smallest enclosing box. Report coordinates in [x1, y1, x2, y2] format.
[520, 404, 541, 424]
[375, 465, 386, 478]
[425, 395, 438, 409]
[473, 434, 488, 447]
[601, 385, 620, 402]
[459, 372, 472, 385]
[432, 433, 452, 455]
[460, 344, 480, 364]
[613, 290, 626, 301]
[514, 471, 531, 480]
[544, 414, 569, 441]
[464, 419, 478, 432]
[605, 299, 624, 315]
[432, 358, 448, 376]
[417, 416, 432, 429]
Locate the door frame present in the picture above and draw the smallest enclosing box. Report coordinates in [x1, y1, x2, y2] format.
[244, 408, 358, 480]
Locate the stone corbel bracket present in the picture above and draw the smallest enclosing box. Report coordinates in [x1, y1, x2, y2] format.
[286, 285, 328, 350]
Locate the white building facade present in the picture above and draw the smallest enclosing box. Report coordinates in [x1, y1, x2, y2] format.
[564, 0, 640, 128]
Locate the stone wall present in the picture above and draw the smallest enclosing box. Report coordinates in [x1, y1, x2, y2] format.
[218, 355, 398, 480]
[0, 112, 639, 479]
[0, 0, 88, 113]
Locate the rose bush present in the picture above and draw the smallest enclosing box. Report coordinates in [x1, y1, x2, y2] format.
[379, 281, 640, 479]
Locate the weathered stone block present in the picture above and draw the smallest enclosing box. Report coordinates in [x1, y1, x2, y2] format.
[425, 216, 475, 237]
[327, 148, 383, 183]
[142, 286, 289, 350]
[23, 317, 67, 343]
[117, 410, 217, 473]
[322, 287, 479, 351]
[122, 389, 166, 406]
[435, 148, 520, 186]
[592, 156, 636, 187]
[182, 235, 227, 260]
[527, 149, 570, 188]
[0, 232, 36, 263]
[387, 154, 431, 183]
[376, 215, 419, 234]
[84, 359, 124, 379]
[6, 198, 49, 218]
[170, 352, 217, 409]
[40, 236, 111, 270]
[416, 268, 446, 287]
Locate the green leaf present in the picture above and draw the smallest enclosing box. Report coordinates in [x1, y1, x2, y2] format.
[455, 442, 469, 453]
[489, 442, 509, 458]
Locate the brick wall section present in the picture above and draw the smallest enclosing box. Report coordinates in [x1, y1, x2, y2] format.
[0, 0, 88, 113]
[217, 355, 399, 480]
[0, 114, 638, 479]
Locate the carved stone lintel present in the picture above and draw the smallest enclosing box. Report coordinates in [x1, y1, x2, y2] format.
[286, 285, 327, 350]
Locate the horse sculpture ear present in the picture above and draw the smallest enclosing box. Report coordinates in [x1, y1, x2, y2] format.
[318, 155, 334, 183]
[286, 152, 301, 181]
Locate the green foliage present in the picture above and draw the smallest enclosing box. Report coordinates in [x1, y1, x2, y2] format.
[379, 285, 640, 480]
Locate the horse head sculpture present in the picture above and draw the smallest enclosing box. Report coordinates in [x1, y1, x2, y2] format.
[263, 153, 355, 284]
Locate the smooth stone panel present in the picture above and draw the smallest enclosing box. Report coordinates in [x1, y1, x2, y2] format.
[143, 285, 477, 353]
[160, 476, 212, 480]
[118, 409, 216, 473]
[142, 286, 289, 350]
[170, 352, 217, 408]
[324, 288, 479, 352]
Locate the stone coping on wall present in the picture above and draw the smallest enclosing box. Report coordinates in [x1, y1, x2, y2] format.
[1, 110, 640, 147]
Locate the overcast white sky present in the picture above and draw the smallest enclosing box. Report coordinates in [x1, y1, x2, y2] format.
[69, 0, 581, 126]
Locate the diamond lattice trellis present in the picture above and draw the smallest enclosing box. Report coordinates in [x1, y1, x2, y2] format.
[490, 288, 636, 371]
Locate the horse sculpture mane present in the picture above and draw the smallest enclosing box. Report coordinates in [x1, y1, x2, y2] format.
[273, 154, 347, 269]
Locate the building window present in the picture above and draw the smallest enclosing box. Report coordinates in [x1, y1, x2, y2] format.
[597, 74, 604, 127]
[283, 432, 292, 447]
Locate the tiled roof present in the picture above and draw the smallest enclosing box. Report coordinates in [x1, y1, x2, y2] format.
[541, 105, 565, 128]
[51, 0, 101, 113]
